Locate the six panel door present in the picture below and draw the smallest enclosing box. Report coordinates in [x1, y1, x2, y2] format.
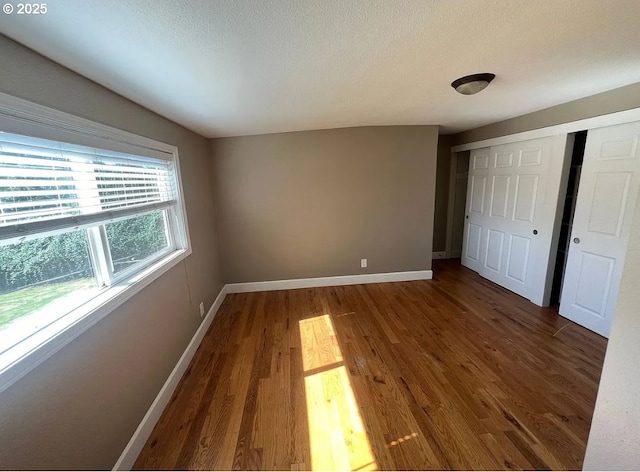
[559, 121, 640, 338]
[461, 148, 489, 273]
[462, 136, 569, 305]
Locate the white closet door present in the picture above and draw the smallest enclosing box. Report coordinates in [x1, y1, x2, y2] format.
[461, 148, 490, 273]
[560, 121, 640, 338]
[462, 136, 569, 305]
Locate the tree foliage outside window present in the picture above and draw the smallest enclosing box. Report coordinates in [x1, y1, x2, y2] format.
[106, 211, 168, 273]
[0, 231, 91, 293]
[0, 210, 168, 294]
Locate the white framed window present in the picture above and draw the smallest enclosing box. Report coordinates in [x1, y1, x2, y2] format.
[0, 93, 191, 392]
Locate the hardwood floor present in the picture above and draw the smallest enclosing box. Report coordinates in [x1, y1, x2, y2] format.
[134, 259, 607, 470]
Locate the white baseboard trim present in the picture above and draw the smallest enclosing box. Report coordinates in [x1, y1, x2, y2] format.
[432, 251, 448, 260]
[226, 270, 433, 293]
[114, 268, 434, 468]
[112, 285, 228, 471]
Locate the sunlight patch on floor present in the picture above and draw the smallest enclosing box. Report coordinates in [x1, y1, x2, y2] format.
[299, 314, 343, 371]
[387, 432, 418, 447]
[300, 314, 378, 471]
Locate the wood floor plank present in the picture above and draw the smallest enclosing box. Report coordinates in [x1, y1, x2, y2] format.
[134, 260, 607, 470]
[479, 431, 535, 470]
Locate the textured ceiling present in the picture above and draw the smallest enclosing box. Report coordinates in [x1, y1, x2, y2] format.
[1, 0, 640, 138]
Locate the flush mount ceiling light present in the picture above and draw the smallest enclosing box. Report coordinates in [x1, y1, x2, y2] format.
[451, 73, 496, 95]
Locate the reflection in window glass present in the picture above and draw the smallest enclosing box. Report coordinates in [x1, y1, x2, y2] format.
[105, 210, 170, 274]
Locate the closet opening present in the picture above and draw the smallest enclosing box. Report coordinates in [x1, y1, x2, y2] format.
[550, 130, 587, 305]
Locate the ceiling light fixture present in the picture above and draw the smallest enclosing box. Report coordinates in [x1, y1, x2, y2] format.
[451, 73, 496, 95]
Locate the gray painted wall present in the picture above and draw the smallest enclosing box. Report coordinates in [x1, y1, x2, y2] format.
[583, 191, 640, 470]
[212, 126, 439, 283]
[0, 35, 223, 469]
[433, 135, 452, 252]
[450, 152, 469, 255]
[452, 82, 640, 145]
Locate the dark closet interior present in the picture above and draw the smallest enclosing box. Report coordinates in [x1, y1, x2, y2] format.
[550, 130, 588, 305]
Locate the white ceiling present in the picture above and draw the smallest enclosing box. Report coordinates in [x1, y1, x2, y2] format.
[1, 0, 640, 138]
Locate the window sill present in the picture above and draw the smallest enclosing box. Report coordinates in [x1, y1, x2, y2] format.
[0, 247, 192, 395]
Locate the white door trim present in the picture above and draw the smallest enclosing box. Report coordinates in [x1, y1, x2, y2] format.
[451, 107, 640, 153]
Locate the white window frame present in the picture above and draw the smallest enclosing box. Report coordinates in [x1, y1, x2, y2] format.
[0, 92, 192, 394]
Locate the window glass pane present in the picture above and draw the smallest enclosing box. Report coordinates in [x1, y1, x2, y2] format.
[105, 210, 170, 274]
[0, 229, 99, 353]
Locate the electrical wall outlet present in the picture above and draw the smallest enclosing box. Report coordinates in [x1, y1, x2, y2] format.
[199, 302, 205, 317]
[361, 258, 367, 268]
